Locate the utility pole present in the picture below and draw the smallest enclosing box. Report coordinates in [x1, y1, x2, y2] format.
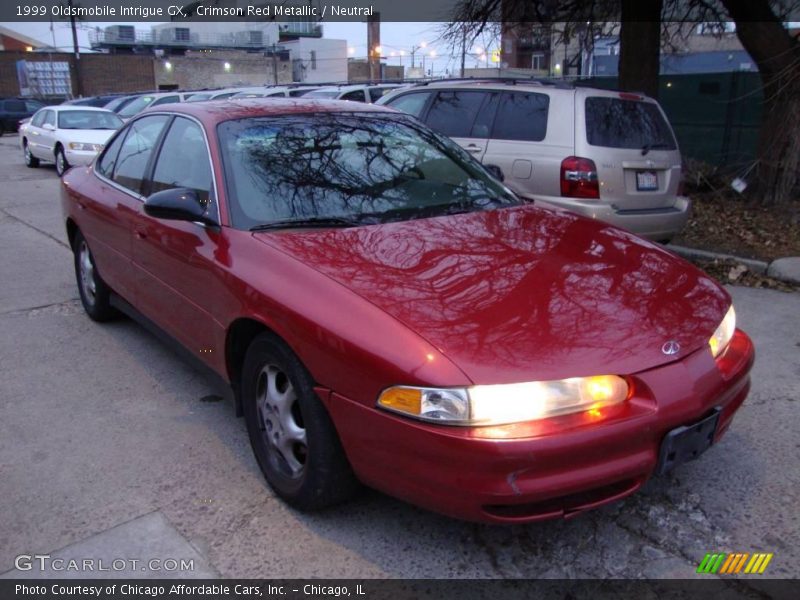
[271, 44, 279, 84]
[459, 24, 466, 78]
[68, 0, 83, 96]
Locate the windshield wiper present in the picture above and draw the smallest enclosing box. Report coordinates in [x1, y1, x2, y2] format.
[249, 216, 362, 232]
[641, 142, 672, 156]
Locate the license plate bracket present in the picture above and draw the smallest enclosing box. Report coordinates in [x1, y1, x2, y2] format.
[657, 408, 721, 475]
[636, 170, 658, 191]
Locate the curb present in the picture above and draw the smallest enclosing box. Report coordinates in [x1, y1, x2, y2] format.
[665, 244, 769, 274]
[666, 245, 800, 286]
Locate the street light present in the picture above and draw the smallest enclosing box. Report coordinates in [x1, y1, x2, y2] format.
[348, 46, 356, 56]
[410, 41, 427, 68]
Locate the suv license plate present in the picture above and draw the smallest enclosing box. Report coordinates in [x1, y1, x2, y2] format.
[636, 170, 658, 191]
[656, 408, 720, 475]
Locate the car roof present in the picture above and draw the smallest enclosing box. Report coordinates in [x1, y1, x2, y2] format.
[139, 97, 396, 127]
[51, 105, 115, 113]
[311, 83, 400, 93]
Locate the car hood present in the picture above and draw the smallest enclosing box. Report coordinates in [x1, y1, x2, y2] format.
[253, 205, 730, 384]
[59, 129, 117, 145]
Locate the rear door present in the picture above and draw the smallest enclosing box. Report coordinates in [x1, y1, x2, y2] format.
[84, 114, 170, 302]
[421, 90, 494, 161]
[31, 109, 57, 158]
[577, 90, 681, 210]
[481, 89, 571, 197]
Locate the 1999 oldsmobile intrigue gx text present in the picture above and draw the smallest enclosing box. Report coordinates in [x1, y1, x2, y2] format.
[60, 99, 754, 523]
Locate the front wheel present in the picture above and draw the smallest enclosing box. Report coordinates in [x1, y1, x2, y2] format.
[242, 333, 359, 511]
[23, 141, 39, 168]
[55, 146, 69, 177]
[73, 231, 116, 321]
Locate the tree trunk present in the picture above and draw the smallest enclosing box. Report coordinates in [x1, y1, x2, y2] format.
[721, 2, 800, 204]
[618, 0, 663, 99]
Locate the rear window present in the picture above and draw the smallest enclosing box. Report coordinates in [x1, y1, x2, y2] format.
[585, 97, 676, 150]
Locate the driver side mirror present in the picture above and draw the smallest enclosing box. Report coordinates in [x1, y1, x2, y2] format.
[144, 188, 217, 227]
[42, 123, 56, 131]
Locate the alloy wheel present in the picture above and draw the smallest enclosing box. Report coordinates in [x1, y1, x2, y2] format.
[255, 364, 307, 478]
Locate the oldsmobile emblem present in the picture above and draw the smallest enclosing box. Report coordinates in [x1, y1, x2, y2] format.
[662, 341, 681, 355]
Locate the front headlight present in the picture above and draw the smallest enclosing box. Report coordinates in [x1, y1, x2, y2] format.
[377, 375, 629, 426]
[68, 142, 103, 152]
[709, 305, 736, 358]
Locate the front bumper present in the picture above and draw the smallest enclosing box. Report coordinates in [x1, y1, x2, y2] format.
[533, 195, 691, 242]
[64, 148, 100, 167]
[326, 329, 754, 523]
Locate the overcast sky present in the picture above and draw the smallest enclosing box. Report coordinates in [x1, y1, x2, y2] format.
[5, 21, 501, 76]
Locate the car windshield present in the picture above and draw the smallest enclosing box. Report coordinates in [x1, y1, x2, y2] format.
[585, 96, 676, 150]
[303, 90, 340, 99]
[218, 113, 518, 230]
[118, 95, 155, 118]
[58, 110, 123, 130]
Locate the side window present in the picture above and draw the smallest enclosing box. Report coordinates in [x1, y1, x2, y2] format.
[425, 91, 489, 138]
[43, 110, 56, 127]
[112, 115, 169, 193]
[385, 92, 432, 117]
[5, 99, 26, 112]
[150, 117, 215, 218]
[150, 95, 179, 107]
[30, 110, 46, 127]
[367, 87, 390, 103]
[341, 90, 366, 102]
[96, 128, 128, 178]
[492, 92, 550, 142]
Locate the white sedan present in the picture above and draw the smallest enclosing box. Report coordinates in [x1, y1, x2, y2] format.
[20, 106, 123, 176]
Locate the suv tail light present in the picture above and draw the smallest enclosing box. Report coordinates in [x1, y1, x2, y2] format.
[561, 156, 600, 199]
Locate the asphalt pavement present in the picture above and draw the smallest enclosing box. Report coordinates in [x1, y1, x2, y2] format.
[0, 134, 797, 581]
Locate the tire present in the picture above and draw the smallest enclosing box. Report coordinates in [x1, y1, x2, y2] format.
[73, 231, 116, 321]
[23, 140, 39, 168]
[55, 145, 69, 177]
[242, 332, 359, 511]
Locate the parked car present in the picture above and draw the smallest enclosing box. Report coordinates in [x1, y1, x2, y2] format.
[103, 94, 141, 114]
[62, 94, 122, 108]
[0, 97, 46, 133]
[303, 83, 403, 103]
[227, 85, 324, 99]
[378, 80, 689, 241]
[60, 99, 753, 523]
[21, 106, 122, 176]
[117, 91, 191, 121]
[185, 88, 242, 102]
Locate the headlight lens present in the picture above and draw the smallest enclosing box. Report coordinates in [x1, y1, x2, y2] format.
[68, 142, 104, 152]
[709, 305, 736, 358]
[377, 375, 629, 426]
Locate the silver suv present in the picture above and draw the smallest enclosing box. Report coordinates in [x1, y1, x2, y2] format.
[378, 80, 689, 241]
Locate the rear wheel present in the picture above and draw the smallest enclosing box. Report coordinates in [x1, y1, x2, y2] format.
[23, 140, 39, 168]
[55, 146, 69, 177]
[73, 231, 115, 321]
[242, 333, 359, 510]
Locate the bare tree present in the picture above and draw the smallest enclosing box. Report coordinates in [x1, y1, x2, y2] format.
[441, 0, 800, 203]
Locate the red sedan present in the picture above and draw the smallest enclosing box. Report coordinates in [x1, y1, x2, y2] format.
[60, 100, 754, 523]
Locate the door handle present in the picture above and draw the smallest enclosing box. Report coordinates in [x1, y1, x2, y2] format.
[465, 146, 482, 154]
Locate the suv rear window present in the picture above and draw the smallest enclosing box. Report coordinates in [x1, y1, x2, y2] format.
[585, 97, 676, 150]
